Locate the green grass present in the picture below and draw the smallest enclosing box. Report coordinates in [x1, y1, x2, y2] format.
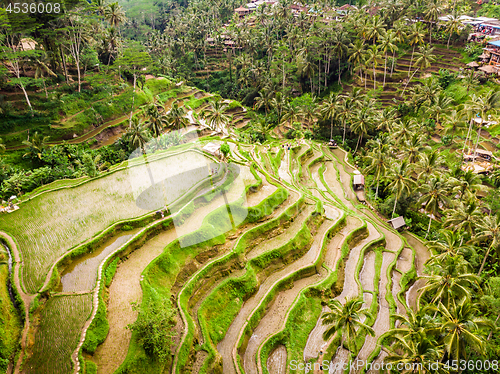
[24, 293, 93, 374]
[0, 149, 215, 293]
[0, 263, 22, 373]
[82, 289, 109, 355]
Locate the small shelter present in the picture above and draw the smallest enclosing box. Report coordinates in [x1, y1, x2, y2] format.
[235, 6, 251, 17]
[466, 61, 480, 68]
[475, 149, 493, 161]
[203, 142, 221, 157]
[478, 65, 498, 74]
[388, 216, 406, 231]
[353, 174, 365, 190]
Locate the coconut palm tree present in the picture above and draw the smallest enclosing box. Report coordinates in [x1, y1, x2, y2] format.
[475, 213, 500, 276]
[270, 92, 287, 125]
[445, 12, 462, 49]
[391, 118, 417, 145]
[406, 22, 426, 76]
[254, 87, 274, 115]
[105, 2, 126, 28]
[466, 91, 500, 158]
[443, 199, 482, 240]
[281, 102, 301, 129]
[426, 229, 474, 264]
[420, 258, 479, 308]
[338, 88, 365, 144]
[365, 44, 383, 90]
[402, 44, 436, 96]
[363, 149, 388, 200]
[424, 0, 443, 44]
[321, 296, 375, 351]
[386, 159, 415, 218]
[379, 29, 398, 88]
[365, 15, 386, 44]
[166, 102, 189, 131]
[22, 132, 50, 160]
[351, 106, 374, 153]
[348, 39, 365, 82]
[403, 132, 430, 164]
[201, 98, 231, 134]
[384, 336, 444, 373]
[331, 29, 349, 85]
[416, 149, 444, 182]
[443, 109, 466, 139]
[128, 117, 150, 154]
[320, 92, 338, 140]
[417, 176, 451, 238]
[31, 52, 57, 99]
[434, 298, 493, 361]
[144, 103, 168, 142]
[449, 170, 485, 201]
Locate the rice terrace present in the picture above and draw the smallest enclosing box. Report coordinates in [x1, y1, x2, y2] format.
[2, 0, 500, 373]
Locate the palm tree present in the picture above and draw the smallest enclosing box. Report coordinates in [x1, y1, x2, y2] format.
[31, 52, 57, 99]
[403, 133, 430, 164]
[426, 230, 473, 263]
[420, 259, 479, 308]
[386, 159, 415, 218]
[385, 336, 444, 373]
[443, 199, 482, 240]
[270, 92, 287, 124]
[351, 106, 374, 153]
[363, 149, 388, 200]
[105, 2, 126, 28]
[338, 88, 365, 144]
[402, 44, 436, 97]
[348, 39, 365, 83]
[443, 109, 466, 139]
[76, 153, 107, 178]
[321, 296, 375, 351]
[365, 15, 386, 44]
[254, 88, 274, 115]
[435, 298, 493, 361]
[201, 98, 231, 134]
[299, 101, 318, 131]
[406, 22, 426, 76]
[475, 213, 500, 276]
[281, 102, 301, 129]
[445, 12, 462, 48]
[463, 70, 479, 93]
[331, 29, 349, 85]
[320, 92, 338, 140]
[144, 103, 168, 141]
[466, 91, 500, 159]
[391, 118, 417, 146]
[449, 170, 485, 201]
[0, 138, 5, 153]
[417, 176, 450, 238]
[297, 54, 316, 93]
[426, 91, 453, 125]
[365, 45, 382, 90]
[166, 102, 189, 131]
[416, 149, 444, 182]
[22, 132, 50, 160]
[424, 0, 443, 44]
[379, 30, 398, 88]
[128, 117, 150, 154]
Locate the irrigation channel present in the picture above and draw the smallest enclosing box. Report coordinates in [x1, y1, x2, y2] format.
[2, 140, 429, 374]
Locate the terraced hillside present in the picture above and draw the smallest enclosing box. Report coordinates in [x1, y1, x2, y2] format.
[0, 135, 429, 374]
[351, 44, 463, 107]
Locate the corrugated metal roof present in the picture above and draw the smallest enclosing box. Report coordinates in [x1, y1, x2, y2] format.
[388, 216, 406, 229]
[488, 40, 500, 47]
[353, 175, 365, 185]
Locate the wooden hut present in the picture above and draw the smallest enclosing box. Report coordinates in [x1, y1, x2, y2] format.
[353, 174, 365, 190]
[388, 216, 406, 231]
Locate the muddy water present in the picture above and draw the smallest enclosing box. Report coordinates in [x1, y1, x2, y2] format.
[356, 251, 395, 365]
[403, 233, 430, 310]
[219, 218, 337, 374]
[360, 251, 376, 292]
[267, 345, 287, 374]
[304, 220, 379, 361]
[59, 230, 139, 293]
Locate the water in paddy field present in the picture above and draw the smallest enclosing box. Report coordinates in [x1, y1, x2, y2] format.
[2, 242, 21, 314]
[59, 229, 139, 293]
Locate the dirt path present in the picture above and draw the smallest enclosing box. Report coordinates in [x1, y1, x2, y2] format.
[92, 169, 257, 373]
[243, 210, 343, 373]
[0, 232, 34, 374]
[278, 150, 292, 184]
[219, 216, 339, 374]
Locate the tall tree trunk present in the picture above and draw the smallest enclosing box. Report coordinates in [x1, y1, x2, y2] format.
[373, 64, 376, 90]
[343, 120, 347, 145]
[375, 177, 380, 200]
[383, 52, 388, 88]
[425, 214, 432, 238]
[338, 57, 342, 85]
[408, 45, 415, 77]
[18, 82, 33, 116]
[129, 72, 137, 126]
[391, 50, 396, 76]
[401, 68, 419, 97]
[473, 121, 482, 159]
[330, 117, 333, 139]
[392, 196, 398, 218]
[463, 119, 474, 156]
[60, 45, 69, 84]
[478, 243, 493, 276]
[354, 133, 363, 153]
[447, 32, 452, 49]
[76, 59, 81, 92]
